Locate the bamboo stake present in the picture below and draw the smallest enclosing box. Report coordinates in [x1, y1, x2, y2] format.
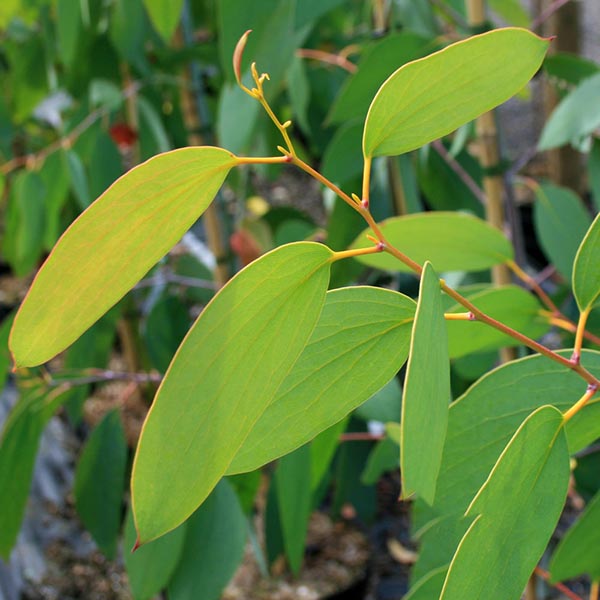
[466, 0, 516, 364]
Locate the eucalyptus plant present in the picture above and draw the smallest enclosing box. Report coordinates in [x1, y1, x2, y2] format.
[7, 24, 600, 600]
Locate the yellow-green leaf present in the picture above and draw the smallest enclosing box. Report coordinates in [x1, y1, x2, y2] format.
[351, 212, 513, 272]
[227, 286, 415, 474]
[401, 262, 450, 504]
[132, 242, 332, 543]
[10, 147, 236, 368]
[363, 28, 549, 158]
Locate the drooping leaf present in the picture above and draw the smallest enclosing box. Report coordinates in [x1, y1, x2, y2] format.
[143, 0, 183, 43]
[573, 213, 600, 311]
[65, 149, 91, 210]
[533, 182, 591, 280]
[74, 410, 127, 559]
[440, 406, 570, 600]
[0, 387, 67, 558]
[132, 242, 332, 543]
[124, 508, 187, 600]
[167, 480, 246, 600]
[363, 28, 549, 157]
[401, 262, 450, 504]
[227, 286, 415, 475]
[56, 0, 83, 69]
[361, 435, 400, 485]
[275, 444, 312, 575]
[446, 285, 548, 358]
[351, 212, 513, 272]
[309, 417, 348, 491]
[549, 490, 600, 582]
[539, 72, 600, 151]
[39, 151, 71, 250]
[328, 32, 431, 124]
[355, 377, 402, 423]
[543, 52, 600, 88]
[10, 147, 237, 368]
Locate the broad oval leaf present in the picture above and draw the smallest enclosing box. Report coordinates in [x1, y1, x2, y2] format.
[440, 406, 570, 600]
[549, 490, 600, 582]
[363, 28, 549, 158]
[351, 212, 513, 272]
[401, 262, 450, 504]
[132, 242, 333, 543]
[446, 285, 548, 358]
[10, 146, 237, 367]
[533, 182, 591, 281]
[573, 212, 600, 311]
[227, 286, 415, 475]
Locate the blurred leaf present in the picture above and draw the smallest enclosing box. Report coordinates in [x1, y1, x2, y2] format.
[89, 79, 122, 110]
[488, 0, 530, 27]
[363, 29, 549, 157]
[74, 410, 127, 559]
[573, 213, 600, 311]
[0, 387, 67, 559]
[401, 263, 449, 504]
[352, 212, 513, 272]
[143, 0, 183, 42]
[0, 314, 15, 393]
[89, 132, 122, 200]
[310, 417, 348, 491]
[446, 285, 548, 358]
[3, 169, 46, 277]
[228, 286, 414, 474]
[275, 444, 312, 574]
[361, 436, 399, 485]
[287, 56, 310, 134]
[440, 406, 569, 600]
[65, 149, 91, 210]
[321, 121, 363, 185]
[40, 151, 71, 250]
[544, 52, 600, 88]
[56, 0, 83, 68]
[142, 295, 190, 373]
[124, 508, 186, 600]
[328, 32, 430, 124]
[590, 139, 600, 213]
[355, 377, 402, 423]
[294, 0, 346, 28]
[539, 73, 600, 151]
[132, 243, 332, 542]
[227, 470, 261, 514]
[10, 147, 237, 368]
[110, 0, 149, 71]
[550, 491, 600, 582]
[138, 95, 171, 153]
[168, 480, 246, 600]
[533, 182, 591, 281]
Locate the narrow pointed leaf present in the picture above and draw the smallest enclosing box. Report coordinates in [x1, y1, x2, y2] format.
[549, 490, 600, 582]
[10, 147, 237, 367]
[74, 410, 127, 559]
[351, 212, 513, 272]
[401, 262, 450, 504]
[167, 480, 246, 600]
[124, 508, 186, 600]
[363, 28, 549, 157]
[275, 444, 312, 575]
[440, 406, 570, 600]
[227, 286, 415, 474]
[573, 213, 600, 311]
[143, 0, 183, 42]
[132, 242, 332, 543]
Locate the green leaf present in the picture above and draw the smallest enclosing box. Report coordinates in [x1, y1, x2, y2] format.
[363, 28, 549, 157]
[321, 121, 364, 186]
[293, 0, 346, 28]
[287, 57, 310, 134]
[404, 567, 449, 600]
[0, 314, 15, 393]
[167, 480, 246, 600]
[355, 377, 402, 423]
[361, 436, 399, 486]
[544, 52, 600, 88]
[440, 406, 570, 600]
[0, 387, 67, 558]
[74, 410, 127, 559]
[487, 0, 530, 27]
[351, 212, 513, 272]
[3, 169, 46, 277]
[590, 139, 600, 214]
[533, 182, 592, 281]
[401, 262, 450, 504]
[275, 444, 312, 575]
[573, 213, 600, 311]
[132, 242, 332, 543]
[446, 285, 548, 358]
[65, 149, 91, 210]
[539, 72, 600, 151]
[413, 350, 600, 536]
[56, 0, 83, 68]
[124, 507, 186, 600]
[227, 286, 415, 474]
[143, 0, 183, 42]
[10, 147, 237, 368]
[549, 490, 600, 582]
[328, 32, 431, 124]
[39, 151, 70, 250]
[309, 417, 348, 491]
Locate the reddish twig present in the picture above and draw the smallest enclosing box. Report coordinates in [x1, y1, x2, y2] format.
[340, 432, 385, 442]
[296, 48, 358, 73]
[531, 0, 573, 30]
[534, 566, 583, 600]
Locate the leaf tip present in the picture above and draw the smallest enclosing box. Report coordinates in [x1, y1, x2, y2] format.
[131, 534, 142, 553]
[233, 29, 252, 86]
